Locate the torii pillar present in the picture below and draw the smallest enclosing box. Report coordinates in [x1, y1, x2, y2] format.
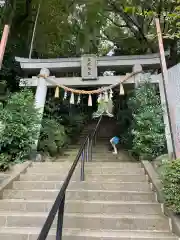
[133, 64, 143, 87]
[32, 68, 50, 153]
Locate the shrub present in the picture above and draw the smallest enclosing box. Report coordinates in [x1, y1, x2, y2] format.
[38, 117, 68, 156]
[0, 89, 40, 170]
[63, 114, 86, 138]
[0, 153, 11, 171]
[162, 159, 180, 213]
[128, 81, 166, 160]
[45, 98, 88, 140]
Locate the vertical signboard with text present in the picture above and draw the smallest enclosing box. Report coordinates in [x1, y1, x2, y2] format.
[81, 54, 97, 80]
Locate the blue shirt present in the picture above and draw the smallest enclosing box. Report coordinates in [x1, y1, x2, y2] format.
[112, 136, 119, 145]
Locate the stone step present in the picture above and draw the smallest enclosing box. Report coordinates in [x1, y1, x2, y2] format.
[65, 154, 127, 159]
[64, 155, 122, 159]
[90, 159, 135, 162]
[3, 189, 156, 202]
[27, 166, 144, 174]
[54, 158, 136, 163]
[0, 199, 163, 215]
[64, 152, 124, 157]
[89, 159, 135, 163]
[20, 173, 146, 182]
[0, 212, 170, 231]
[65, 148, 116, 152]
[13, 181, 151, 191]
[69, 145, 111, 149]
[0, 228, 177, 240]
[30, 162, 141, 167]
[87, 174, 147, 182]
[84, 167, 144, 174]
[32, 162, 141, 168]
[58, 156, 135, 161]
[78, 141, 110, 145]
[31, 162, 72, 168]
[79, 135, 111, 138]
[27, 167, 145, 174]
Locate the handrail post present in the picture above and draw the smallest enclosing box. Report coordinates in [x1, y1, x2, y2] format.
[56, 194, 65, 240]
[90, 115, 102, 161]
[94, 132, 96, 146]
[81, 149, 85, 181]
[86, 137, 90, 162]
[90, 138, 93, 162]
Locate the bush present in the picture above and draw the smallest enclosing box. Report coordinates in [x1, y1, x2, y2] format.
[45, 98, 88, 141]
[38, 118, 68, 156]
[162, 159, 180, 213]
[0, 153, 11, 171]
[0, 89, 40, 170]
[128, 81, 166, 160]
[62, 114, 86, 138]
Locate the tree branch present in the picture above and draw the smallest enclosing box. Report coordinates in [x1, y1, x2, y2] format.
[109, 2, 156, 52]
[100, 12, 127, 28]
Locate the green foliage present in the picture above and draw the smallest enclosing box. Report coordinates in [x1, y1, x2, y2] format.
[38, 111, 86, 157]
[1, 0, 180, 84]
[162, 159, 180, 213]
[115, 108, 133, 149]
[45, 97, 88, 139]
[38, 118, 68, 156]
[0, 88, 87, 165]
[0, 89, 40, 170]
[128, 80, 166, 159]
[0, 153, 11, 171]
[35, 0, 105, 56]
[134, 0, 180, 39]
[36, 95, 88, 157]
[61, 113, 87, 138]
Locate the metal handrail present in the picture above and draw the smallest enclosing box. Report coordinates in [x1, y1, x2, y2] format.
[92, 114, 103, 140]
[89, 114, 103, 161]
[37, 117, 102, 240]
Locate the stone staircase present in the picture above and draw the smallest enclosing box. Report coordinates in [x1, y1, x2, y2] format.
[78, 116, 117, 144]
[63, 144, 135, 162]
[60, 117, 132, 163]
[0, 160, 178, 239]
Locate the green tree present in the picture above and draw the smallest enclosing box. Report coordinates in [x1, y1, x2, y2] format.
[98, 0, 180, 60]
[0, 0, 39, 91]
[1, 0, 180, 90]
[128, 80, 166, 159]
[34, 0, 106, 57]
[0, 89, 40, 170]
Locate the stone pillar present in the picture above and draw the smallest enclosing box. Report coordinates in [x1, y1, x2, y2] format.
[158, 77, 173, 158]
[33, 68, 50, 153]
[133, 64, 143, 87]
[35, 68, 49, 114]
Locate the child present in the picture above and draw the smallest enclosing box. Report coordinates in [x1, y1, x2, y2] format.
[110, 136, 120, 154]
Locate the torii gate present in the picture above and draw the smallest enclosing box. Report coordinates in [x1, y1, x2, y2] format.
[15, 53, 173, 157]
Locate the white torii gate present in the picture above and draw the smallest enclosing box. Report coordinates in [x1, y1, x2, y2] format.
[15, 53, 173, 157]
